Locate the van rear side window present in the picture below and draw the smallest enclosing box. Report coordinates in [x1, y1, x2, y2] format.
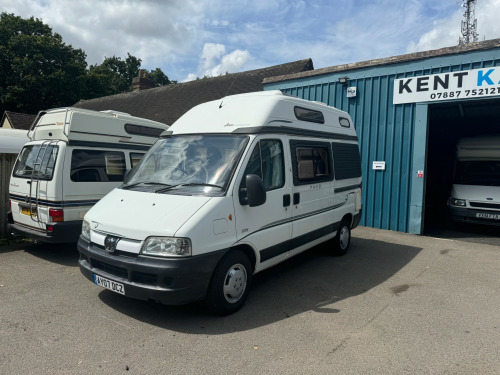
[130, 153, 145, 168]
[71, 150, 125, 182]
[331, 142, 361, 180]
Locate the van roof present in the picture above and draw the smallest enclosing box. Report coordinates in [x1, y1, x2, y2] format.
[29, 107, 169, 146]
[169, 90, 355, 138]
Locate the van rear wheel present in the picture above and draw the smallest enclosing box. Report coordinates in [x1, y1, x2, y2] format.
[205, 250, 252, 315]
[333, 219, 351, 256]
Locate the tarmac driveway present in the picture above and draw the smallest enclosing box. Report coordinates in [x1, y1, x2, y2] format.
[0, 227, 499, 374]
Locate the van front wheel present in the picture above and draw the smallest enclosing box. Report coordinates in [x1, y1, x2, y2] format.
[205, 251, 253, 315]
[333, 220, 351, 256]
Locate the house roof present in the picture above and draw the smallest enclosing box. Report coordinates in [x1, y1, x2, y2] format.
[73, 59, 313, 125]
[1, 111, 37, 130]
[263, 38, 500, 84]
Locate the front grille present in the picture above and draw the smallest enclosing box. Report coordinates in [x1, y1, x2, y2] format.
[90, 258, 164, 287]
[470, 202, 500, 209]
[92, 259, 128, 279]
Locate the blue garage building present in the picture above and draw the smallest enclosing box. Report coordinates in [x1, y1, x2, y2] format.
[263, 39, 500, 234]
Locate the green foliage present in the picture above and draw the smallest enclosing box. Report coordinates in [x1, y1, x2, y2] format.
[0, 12, 88, 114]
[148, 68, 171, 86]
[85, 53, 142, 97]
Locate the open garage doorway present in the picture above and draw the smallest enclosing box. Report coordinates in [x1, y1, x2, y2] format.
[423, 97, 500, 243]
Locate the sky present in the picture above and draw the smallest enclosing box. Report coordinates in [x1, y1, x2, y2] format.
[2, 0, 500, 83]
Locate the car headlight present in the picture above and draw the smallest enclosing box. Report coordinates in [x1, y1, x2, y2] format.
[81, 219, 91, 240]
[450, 198, 466, 207]
[141, 237, 192, 257]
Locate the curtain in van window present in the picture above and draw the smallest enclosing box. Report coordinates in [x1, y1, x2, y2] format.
[71, 150, 125, 182]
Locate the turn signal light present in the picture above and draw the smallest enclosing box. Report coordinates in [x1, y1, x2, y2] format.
[49, 208, 64, 222]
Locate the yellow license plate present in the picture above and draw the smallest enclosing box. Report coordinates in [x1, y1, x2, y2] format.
[20, 207, 37, 217]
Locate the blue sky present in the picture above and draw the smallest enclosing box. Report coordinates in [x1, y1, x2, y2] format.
[2, 0, 500, 82]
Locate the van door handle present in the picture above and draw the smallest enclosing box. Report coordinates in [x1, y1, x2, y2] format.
[283, 194, 291, 207]
[293, 193, 300, 205]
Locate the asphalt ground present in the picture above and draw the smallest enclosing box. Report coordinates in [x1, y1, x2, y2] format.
[0, 226, 499, 375]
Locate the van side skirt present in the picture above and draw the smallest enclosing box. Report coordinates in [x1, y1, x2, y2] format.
[260, 221, 340, 262]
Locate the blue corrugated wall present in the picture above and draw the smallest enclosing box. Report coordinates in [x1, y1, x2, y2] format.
[264, 48, 500, 233]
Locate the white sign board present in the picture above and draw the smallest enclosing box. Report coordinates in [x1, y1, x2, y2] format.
[347, 87, 357, 98]
[372, 161, 386, 170]
[393, 67, 500, 104]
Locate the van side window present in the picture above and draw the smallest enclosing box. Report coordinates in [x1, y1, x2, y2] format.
[290, 141, 333, 185]
[124, 124, 164, 137]
[331, 142, 362, 180]
[71, 150, 125, 182]
[239, 139, 285, 205]
[130, 153, 145, 168]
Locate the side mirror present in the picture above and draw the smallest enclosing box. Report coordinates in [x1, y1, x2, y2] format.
[246, 174, 266, 207]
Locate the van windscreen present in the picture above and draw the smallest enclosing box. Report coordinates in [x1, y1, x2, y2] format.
[13, 144, 59, 180]
[124, 135, 248, 194]
[455, 161, 500, 186]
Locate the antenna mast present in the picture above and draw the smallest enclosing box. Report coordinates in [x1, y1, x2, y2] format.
[459, 0, 478, 45]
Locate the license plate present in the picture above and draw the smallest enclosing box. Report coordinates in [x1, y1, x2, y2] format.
[94, 274, 125, 295]
[21, 207, 37, 217]
[476, 212, 500, 220]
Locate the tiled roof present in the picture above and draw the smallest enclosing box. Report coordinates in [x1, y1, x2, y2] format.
[73, 59, 313, 125]
[1, 111, 37, 130]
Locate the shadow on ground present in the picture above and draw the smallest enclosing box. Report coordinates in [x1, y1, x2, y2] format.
[23, 241, 79, 267]
[97, 237, 421, 333]
[424, 220, 500, 247]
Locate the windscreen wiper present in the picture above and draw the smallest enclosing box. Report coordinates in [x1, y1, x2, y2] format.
[121, 182, 172, 190]
[155, 182, 223, 193]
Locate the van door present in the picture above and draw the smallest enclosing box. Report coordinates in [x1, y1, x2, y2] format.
[233, 136, 292, 270]
[9, 141, 61, 231]
[288, 138, 335, 257]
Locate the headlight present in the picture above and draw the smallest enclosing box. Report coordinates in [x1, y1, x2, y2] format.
[141, 237, 192, 257]
[450, 198, 466, 207]
[81, 219, 91, 240]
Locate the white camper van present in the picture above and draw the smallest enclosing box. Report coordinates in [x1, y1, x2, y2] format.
[8, 108, 169, 243]
[448, 135, 500, 226]
[78, 91, 362, 314]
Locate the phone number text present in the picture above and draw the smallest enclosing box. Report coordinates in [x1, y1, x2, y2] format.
[430, 87, 500, 100]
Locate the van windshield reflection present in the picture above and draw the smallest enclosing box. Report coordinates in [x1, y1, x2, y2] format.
[122, 135, 248, 194]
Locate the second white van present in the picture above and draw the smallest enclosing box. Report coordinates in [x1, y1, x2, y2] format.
[8, 108, 169, 243]
[77, 91, 362, 314]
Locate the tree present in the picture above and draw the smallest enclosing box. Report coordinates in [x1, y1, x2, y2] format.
[85, 53, 141, 96]
[148, 68, 176, 86]
[0, 13, 87, 114]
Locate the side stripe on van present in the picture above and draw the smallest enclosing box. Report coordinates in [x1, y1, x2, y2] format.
[9, 194, 99, 208]
[237, 201, 348, 262]
[260, 221, 341, 262]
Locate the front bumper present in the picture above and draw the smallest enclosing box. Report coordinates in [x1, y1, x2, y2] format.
[77, 236, 227, 305]
[448, 206, 500, 226]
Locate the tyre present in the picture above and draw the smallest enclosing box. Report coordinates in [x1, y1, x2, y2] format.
[205, 250, 253, 315]
[333, 219, 351, 256]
